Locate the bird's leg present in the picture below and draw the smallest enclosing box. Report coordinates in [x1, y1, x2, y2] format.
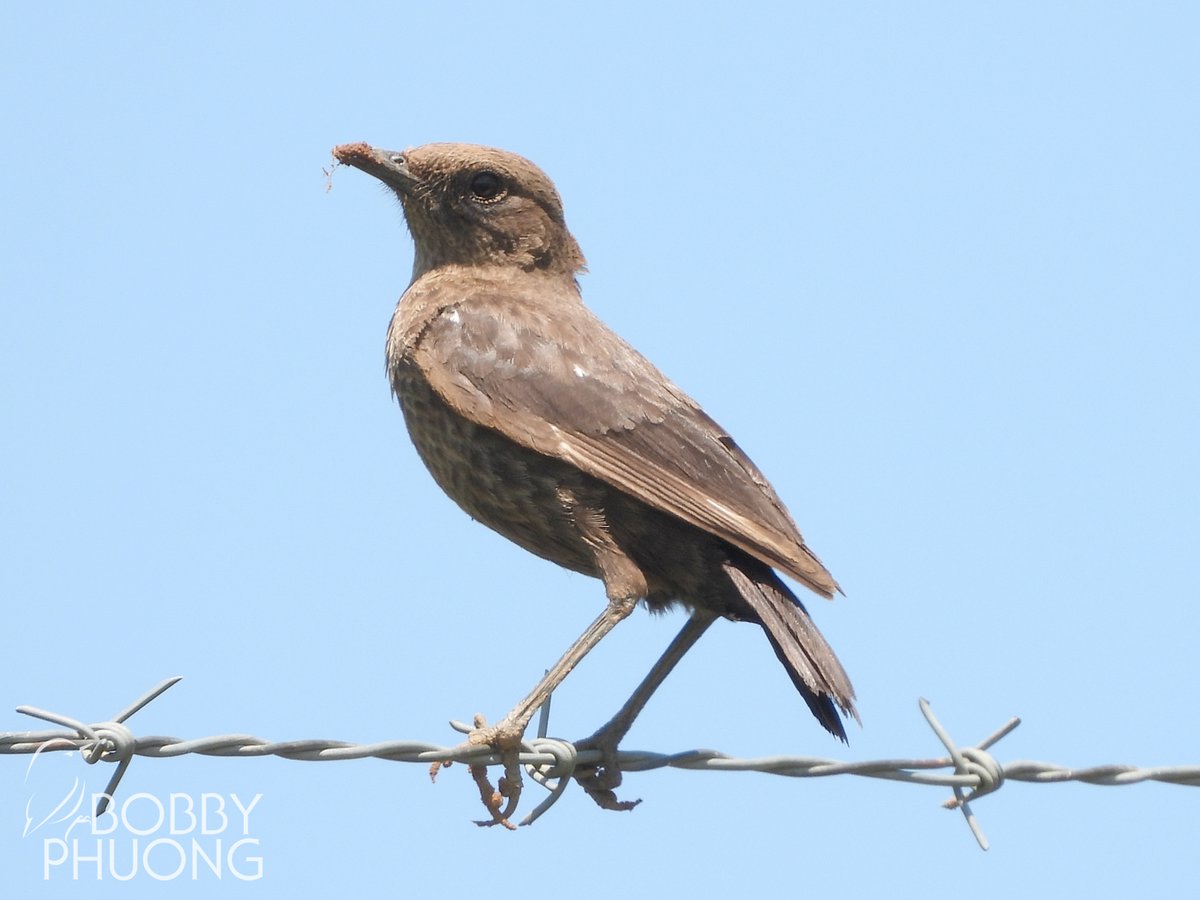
[574, 609, 717, 811]
[448, 595, 638, 828]
[480, 595, 639, 746]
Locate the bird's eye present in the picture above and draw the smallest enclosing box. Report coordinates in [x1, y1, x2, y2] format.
[469, 171, 505, 202]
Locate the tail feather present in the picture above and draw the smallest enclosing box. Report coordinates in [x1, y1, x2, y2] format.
[723, 560, 858, 741]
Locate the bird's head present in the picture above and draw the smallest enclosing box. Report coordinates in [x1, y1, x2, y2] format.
[333, 142, 586, 281]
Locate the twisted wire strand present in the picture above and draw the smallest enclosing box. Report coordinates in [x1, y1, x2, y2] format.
[9, 728, 1197, 786]
[3, 678, 1197, 849]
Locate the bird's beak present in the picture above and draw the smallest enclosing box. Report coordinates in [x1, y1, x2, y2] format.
[332, 143, 418, 194]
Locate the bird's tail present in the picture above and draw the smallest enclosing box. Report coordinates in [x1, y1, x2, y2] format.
[723, 558, 858, 741]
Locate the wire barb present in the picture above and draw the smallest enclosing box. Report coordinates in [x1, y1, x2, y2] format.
[12, 677, 183, 818]
[918, 698, 1020, 850]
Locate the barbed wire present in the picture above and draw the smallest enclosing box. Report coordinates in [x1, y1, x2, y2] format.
[2, 677, 1197, 849]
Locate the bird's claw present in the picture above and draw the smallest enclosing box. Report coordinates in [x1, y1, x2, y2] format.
[431, 714, 528, 830]
[573, 731, 642, 812]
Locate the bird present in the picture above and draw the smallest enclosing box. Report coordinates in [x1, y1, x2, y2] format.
[332, 141, 856, 824]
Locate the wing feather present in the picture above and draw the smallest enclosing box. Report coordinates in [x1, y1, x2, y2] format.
[402, 292, 838, 596]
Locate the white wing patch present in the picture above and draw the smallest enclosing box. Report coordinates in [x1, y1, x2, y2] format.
[705, 497, 736, 518]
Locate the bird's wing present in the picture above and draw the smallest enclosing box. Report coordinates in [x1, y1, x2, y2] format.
[405, 292, 838, 597]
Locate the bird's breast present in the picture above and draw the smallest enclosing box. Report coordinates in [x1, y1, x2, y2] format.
[390, 360, 602, 580]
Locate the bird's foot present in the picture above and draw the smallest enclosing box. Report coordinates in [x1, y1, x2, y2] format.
[573, 726, 642, 812]
[429, 714, 527, 830]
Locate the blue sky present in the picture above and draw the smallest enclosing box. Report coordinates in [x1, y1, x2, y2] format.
[2, 1, 1197, 895]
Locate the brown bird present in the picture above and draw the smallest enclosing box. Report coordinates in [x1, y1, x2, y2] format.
[333, 141, 856, 823]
